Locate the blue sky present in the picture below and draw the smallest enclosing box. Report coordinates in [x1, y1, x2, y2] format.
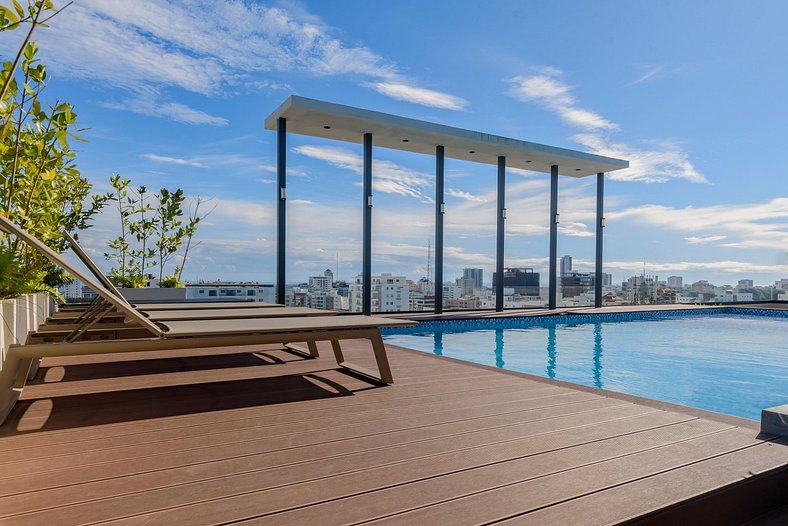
[4, 0, 788, 286]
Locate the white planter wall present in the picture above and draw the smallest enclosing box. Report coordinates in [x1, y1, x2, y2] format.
[0, 293, 52, 425]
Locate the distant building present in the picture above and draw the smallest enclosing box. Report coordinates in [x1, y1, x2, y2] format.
[714, 290, 754, 303]
[58, 279, 86, 300]
[462, 268, 484, 289]
[667, 276, 683, 289]
[492, 268, 540, 296]
[349, 273, 409, 312]
[560, 255, 572, 277]
[625, 275, 660, 304]
[185, 282, 275, 303]
[442, 283, 462, 301]
[737, 279, 754, 289]
[57, 279, 98, 301]
[561, 271, 594, 299]
[602, 273, 613, 287]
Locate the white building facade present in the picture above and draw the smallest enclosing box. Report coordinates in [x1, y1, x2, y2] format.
[349, 273, 409, 312]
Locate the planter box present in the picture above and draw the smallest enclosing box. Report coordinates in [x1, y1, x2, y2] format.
[0, 293, 52, 425]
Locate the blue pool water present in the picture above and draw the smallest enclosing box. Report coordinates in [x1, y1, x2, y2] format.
[382, 308, 788, 420]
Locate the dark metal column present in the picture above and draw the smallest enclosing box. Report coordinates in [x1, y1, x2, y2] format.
[434, 145, 445, 314]
[548, 165, 559, 309]
[495, 156, 506, 311]
[362, 133, 373, 316]
[594, 172, 605, 308]
[276, 117, 286, 305]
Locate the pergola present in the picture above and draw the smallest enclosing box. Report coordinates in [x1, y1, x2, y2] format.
[264, 96, 629, 315]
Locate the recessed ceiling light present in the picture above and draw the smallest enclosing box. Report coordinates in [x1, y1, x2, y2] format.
[469, 150, 475, 154]
[526, 160, 532, 163]
[323, 125, 331, 129]
[402, 139, 409, 142]
[575, 168, 581, 171]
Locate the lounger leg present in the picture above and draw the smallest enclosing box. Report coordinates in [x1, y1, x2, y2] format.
[330, 340, 345, 363]
[285, 341, 320, 359]
[13, 358, 34, 391]
[332, 331, 393, 385]
[369, 331, 394, 384]
[27, 358, 41, 380]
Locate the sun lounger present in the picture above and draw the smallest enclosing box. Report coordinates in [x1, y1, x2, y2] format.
[0, 216, 416, 424]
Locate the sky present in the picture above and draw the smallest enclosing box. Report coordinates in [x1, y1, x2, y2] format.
[3, 0, 788, 287]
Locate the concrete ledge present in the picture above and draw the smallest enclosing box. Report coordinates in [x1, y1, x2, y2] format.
[761, 404, 788, 436]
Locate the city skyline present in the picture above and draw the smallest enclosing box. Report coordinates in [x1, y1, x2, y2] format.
[13, 1, 788, 286]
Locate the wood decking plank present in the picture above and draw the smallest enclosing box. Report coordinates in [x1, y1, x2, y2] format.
[500, 439, 788, 526]
[1, 388, 594, 481]
[82, 414, 724, 526]
[0, 374, 533, 461]
[0, 369, 512, 447]
[0, 329, 782, 526]
[357, 427, 762, 526]
[0, 398, 628, 498]
[0, 402, 651, 517]
[8, 411, 706, 525]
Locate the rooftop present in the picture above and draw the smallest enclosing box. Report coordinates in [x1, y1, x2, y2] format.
[1, 304, 786, 524]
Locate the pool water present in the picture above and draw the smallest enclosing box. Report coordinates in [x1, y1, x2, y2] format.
[382, 310, 788, 420]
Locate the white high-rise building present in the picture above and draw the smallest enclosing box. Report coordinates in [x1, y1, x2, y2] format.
[57, 279, 86, 299]
[349, 273, 409, 312]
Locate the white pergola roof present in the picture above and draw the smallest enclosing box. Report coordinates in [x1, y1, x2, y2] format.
[264, 96, 629, 177]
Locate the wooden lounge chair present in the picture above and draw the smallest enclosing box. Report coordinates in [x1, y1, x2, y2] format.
[0, 216, 416, 424]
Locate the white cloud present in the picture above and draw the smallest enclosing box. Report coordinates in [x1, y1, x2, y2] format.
[624, 65, 664, 87]
[140, 153, 208, 168]
[28, 0, 466, 120]
[606, 259, 788, 276]
[558, 221, 594, 238]
[608, 197, 788, 250]
[573, 134, 707, 184]
[505, 67, 705, 185]
[293, 145, 434, 203]
[102, 95, 229, 126]
[507, 72, 617, 131]
[446, 188, 488, 202]
[685, 235, 727, 245]
[260, 165, 308, 177]
[370, 82, 468, 110]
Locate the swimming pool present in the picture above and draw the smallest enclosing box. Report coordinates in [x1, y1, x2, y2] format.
[382, 308, 788, 421]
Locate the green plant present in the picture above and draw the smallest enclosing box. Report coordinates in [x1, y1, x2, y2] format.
[157, 274, 183, 288]
[1, 1, 109, 299]
[103, 177, 206, 287]
[153, 188, 185, 283]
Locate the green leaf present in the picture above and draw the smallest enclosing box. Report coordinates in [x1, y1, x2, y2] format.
[0, 7, 19, 25]
[11, 0, 24, 18]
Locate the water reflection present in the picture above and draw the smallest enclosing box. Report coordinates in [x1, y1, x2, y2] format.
[428, 322, 605, 387]
[546, 325, 557, 379]
[494, 329, 504, 368]
[593, 323, 603, 388]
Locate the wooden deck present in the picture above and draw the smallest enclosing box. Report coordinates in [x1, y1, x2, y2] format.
[0, 337, 786, 525]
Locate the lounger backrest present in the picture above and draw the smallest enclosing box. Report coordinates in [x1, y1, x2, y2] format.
[0, 215, 164, 336]
[62, 230, 128, 302]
